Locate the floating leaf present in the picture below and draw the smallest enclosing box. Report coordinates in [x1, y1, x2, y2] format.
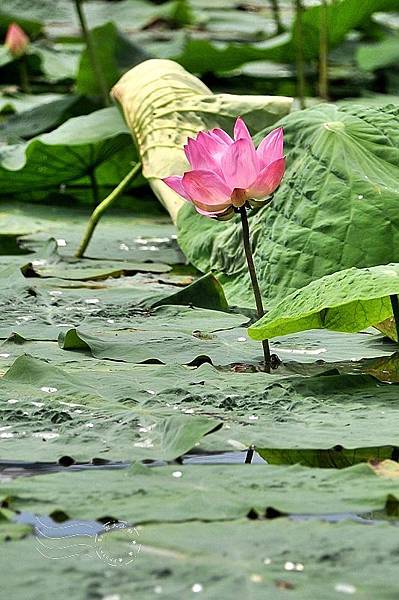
[58, 303, 250, 365]
[5, 462, 399, 522]
[0, 354, 222, 461]
[2, 350, 399, 462]
[2, 519, 399, 596]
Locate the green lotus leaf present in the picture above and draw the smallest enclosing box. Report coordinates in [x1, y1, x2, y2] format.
[0, 106, 137, 193]
[248, 264, 399, 341]
[5, 461, 399, 523]
[3, 520, 399, 598]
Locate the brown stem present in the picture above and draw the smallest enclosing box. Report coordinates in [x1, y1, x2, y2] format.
[239, 206, 271, 373]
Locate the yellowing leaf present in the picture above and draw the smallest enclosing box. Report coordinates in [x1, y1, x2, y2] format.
[370, 460, 399, 479]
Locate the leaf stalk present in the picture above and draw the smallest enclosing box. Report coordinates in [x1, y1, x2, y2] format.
[269, 0, 284, 34]
[239, 206, 271, 373]
[295, 0, 306, 109]
[319, 0, 329, 100]
[74, 0, 110, 107]
[17, 56, 30, 93]
[75, 161, 141, 258]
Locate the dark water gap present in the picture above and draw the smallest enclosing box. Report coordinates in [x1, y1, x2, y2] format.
[0, 450, 264, 479]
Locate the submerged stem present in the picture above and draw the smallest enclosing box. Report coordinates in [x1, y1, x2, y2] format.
[74, 0, 110, 107]
[390, 294, 399, 344]
[75, 161, 141, 258]
[239, 207, 271, 373]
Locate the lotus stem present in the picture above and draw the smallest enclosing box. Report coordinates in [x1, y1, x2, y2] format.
[269, 0, 284, 34]
[18, 56, 30, 93]
[245, 447, 255, 463]
[295, 0, 306, 110]
[239, 207, 271, 373]
[390, 295, 399, 344]
[319, 0, 329, 100]
[75, 161, 141, 258]
[89, 168, 100, 205]
[74, 0, 110, 107]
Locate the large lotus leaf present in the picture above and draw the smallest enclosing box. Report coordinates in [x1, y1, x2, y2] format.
[0, 92, 66, 115]
[248, 264, 399, 341]
[0, 107, 136, 193]
[57, 323, 260, 366]
[31, 42, 82, 83]
[0, 275, 233, 342]
[3, 353, 399, 462]
[174, 36, 291, 75]
[0, 354, 221, 461]
[5, 462, 399, 522]
[178, 103, 399, 307]
[112, 59, 292, 221]
[0, 95, 94, 141]
[357, 34, 399, 72]
[3, 519, 399, 599]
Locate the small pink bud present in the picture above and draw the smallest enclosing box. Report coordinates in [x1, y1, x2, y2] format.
[5, 23, 29, 58]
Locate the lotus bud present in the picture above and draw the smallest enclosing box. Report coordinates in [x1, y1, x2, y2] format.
[5, 23, 29, 58]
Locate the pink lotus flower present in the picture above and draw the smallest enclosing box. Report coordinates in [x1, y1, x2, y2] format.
[163, 117, 284, 219]
[5, 23, 29, 58]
